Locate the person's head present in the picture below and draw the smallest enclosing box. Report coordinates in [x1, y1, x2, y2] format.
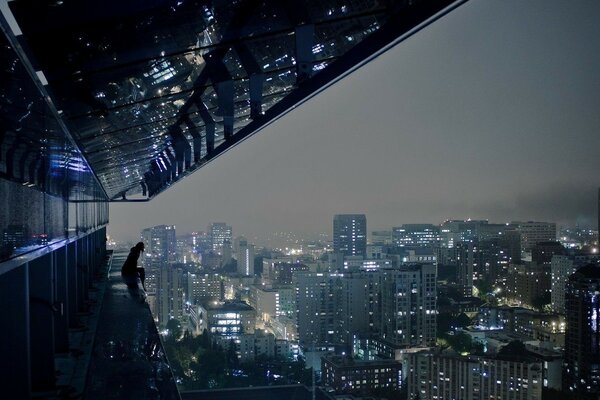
[135, 242, 145, 252]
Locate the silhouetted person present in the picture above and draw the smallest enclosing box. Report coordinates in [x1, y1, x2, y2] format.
[121, 242, 146, 290]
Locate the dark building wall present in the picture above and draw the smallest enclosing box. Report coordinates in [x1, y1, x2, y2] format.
[333, 214, 367, 257]
[564, 264, 600, 397]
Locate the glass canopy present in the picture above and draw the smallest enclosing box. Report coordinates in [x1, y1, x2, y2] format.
[4, 0, 462, 200]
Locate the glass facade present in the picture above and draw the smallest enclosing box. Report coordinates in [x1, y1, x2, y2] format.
[0, 29, 108, 262]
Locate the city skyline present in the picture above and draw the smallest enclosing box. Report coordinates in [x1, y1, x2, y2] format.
[3, 1, 600, 398]
[109, 0, 600, 243]
[109, 214, 597, 248]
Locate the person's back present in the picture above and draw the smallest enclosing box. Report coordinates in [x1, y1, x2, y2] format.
[121, 242, 146, 290]
[121, 246, 142, 275]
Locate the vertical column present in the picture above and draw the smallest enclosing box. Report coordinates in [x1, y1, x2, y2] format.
[67, 241, 78, 327]
[233, 43, 264, 119]
[165, 148, 177, 182]
[76, 237, 89, 310]
[29, 254, 55, 391]
[196, 100, 216, 155]
[215, 80, 234, 140]
[54, 246, 69, 352]
[184, 118, 202, 163]
[295, 24, 315, 83]
[0, 265, 31, 398]
[98, 227, 107, 267]
[91, 230, 99, 274]
[205, 52, 234, 140]
[249, 74, 264, 118]
[84, 235, 91, 296]
[205, 119, 216, 154]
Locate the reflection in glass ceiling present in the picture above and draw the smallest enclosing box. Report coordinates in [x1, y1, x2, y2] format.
[4, 0, 465, 201]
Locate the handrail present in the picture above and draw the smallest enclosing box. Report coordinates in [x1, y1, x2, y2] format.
[0, 225, 108, 276]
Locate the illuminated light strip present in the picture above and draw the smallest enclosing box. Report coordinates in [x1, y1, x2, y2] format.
[0, 0, 22, 36]
[36, 70, 48, 86]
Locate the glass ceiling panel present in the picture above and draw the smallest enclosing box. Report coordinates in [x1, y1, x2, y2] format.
[6, 0, 462, 200]
[0, 29, 107, 202]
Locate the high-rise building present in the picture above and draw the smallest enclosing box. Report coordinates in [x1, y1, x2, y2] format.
[333, 214, 367, 258]
[294, 272, 370, 347]
[263, 259, 310, 285]
[186, 272, 223, 305]
[234, 236, 255, 276]
[531, 241, 565, 264]
[140, 225, 178, 317]
[190, 231, 212, 255]
[155, 265, 184, 327]
[337, 273, 371, 346]
[440, 219, 489, 248]
[198, 301, 256, 343]
[505, 263, 551, 307]
[379, 264, 437, 347]
[408, 350, 543, 400]
[476, 237, 518, 282]
[552, 254, 600, 313]
[321, 355, 402, 393]
[371, 230, 392, 245]
[564, 264, 600, 397]
[209, 222, 232, 254]
[141, 225, 177, 266]
[515, 221, 557, 252]
[249, 285, 278, 323]
[295, 272, 343, 347]
[392, 224, 440, 247]
[456, 241, 476, 296]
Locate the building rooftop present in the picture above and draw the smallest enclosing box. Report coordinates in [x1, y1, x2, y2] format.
[322, 355, 401, 368]
[181, 385, 332, 400]
[206, 300, 255, 312]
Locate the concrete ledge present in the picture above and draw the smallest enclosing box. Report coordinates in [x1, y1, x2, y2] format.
[85, 251, 180, 400]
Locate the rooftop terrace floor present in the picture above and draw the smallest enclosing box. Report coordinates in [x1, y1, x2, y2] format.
[85, 252, 180, 399]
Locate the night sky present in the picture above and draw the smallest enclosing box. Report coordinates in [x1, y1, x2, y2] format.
[109, 0, 600, 244]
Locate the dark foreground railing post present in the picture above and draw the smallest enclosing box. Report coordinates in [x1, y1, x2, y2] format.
[67, 241, 79, 328]
[0, 265, 31, 398]
[54, 246, 70, 353]
[29, 253, 56, 391]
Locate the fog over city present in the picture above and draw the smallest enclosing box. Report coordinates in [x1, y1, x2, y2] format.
[4, 0, 600, 398]
[109, 0, 600, 243]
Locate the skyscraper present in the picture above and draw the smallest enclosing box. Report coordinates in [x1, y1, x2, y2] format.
[392, 224, 440, 247]
[295, 272, 343, 347]
[456, 241, 476, 296]
[294, 272, 370, 347]
[379, 264, 437, 347]
[408, 350, 543, 400]
[564, 264, 600, 397]
[515, 221, 557, 252]
[139, 225, 179, 326]
[141, 225, 177, 266]
[209, 222, 232, 254]
[333, 214, 367, 257]
[234, 236, 255, 276]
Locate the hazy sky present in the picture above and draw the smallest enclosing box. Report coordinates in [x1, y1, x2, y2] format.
[109, 0, 600, 244]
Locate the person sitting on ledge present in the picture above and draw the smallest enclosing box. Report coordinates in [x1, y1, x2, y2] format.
[121, 242, 146, 291]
